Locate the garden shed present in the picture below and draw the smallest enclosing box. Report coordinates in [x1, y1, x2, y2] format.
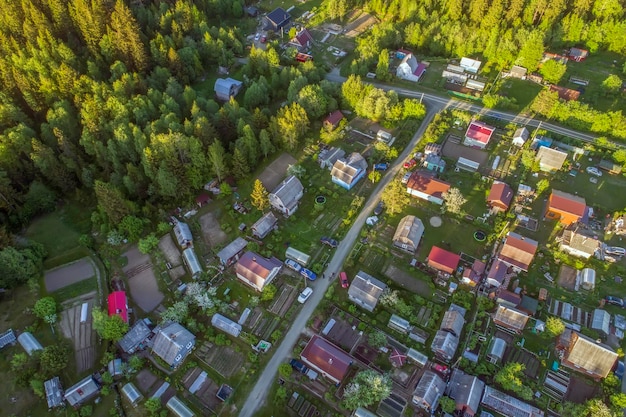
[166, 396, 195, 417]
[121, 382, 143, 406]
[17, 332, 43, 355]
[216, 237, 248, 266]
[211, 313, 242, 337]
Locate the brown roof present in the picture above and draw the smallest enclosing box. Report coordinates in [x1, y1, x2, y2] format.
[487, 181, 513, 209]
[549, 190, 587, 217]
[324, 110, 344, 128]
[549, 85, 580, 101]
[560, 330, 617, 378]
[235, 251, 282, 289]
[407, 171, 451, 199]
[498, 232, 538, 271]
[301, 335, 352, 383]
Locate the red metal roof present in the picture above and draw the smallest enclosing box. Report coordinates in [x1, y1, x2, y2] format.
[108, 291, 128, 323]
[301, 335, 352, 383]
[324, 110, 344, 128]
[498, 232, 538, 271]
[427, 246, 460, 274]
[548, 190, 587, 217]
[465, 121, 495, 144]
[406, 171, 451, 199]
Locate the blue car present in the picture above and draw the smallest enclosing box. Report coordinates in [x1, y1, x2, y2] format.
[374, 162, 388, 171]
[300, 267, 317, 281]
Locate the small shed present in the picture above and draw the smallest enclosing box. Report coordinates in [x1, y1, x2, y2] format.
[406, 348, 428, 367]
[44, 377, 64, 408]
[591, 309, 611, 336]
[108, 358, 124, 377]
[251, 211, 278, 239]
[512, 127, 529, 147]
[121, 382, 143, 406]
[182, 247, 202, 278]
[285, 247, 311, 266]
[18, 332, 43, 355]
[216, 237, 248, 266]
[487, 337, 507, 363]
[214, 78, 242, 101]
[166, 396, 195, 417]
[216, 384, 233, 402]
[211, 313, 242, 337]
[388, 314, 411, 334]
[579, 268, 596, 290]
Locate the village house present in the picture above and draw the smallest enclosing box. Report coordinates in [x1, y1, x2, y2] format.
[430, 330, 459, 361]
[461, 260, 486, 287]
[64, 375, 100, 407]
[392, 215, 425, 253]
[568, 47, 589, 62]
[264, 7, 291, 31]
[497, 232, 538, 272]
[323, 110, 345, 131]
[318, 147, 346, 170]
[213, 78, 242, 101]
[423, 153, 446, 173]
[463, 121, 495, 149]
[427, 246, 461, 275]
[107, 291, 128, 323]
[557, 329, 617, 379]
[348, 271, 387, 312]
[119, 319, 152, 354]
[493, 305, 529, 333]
[487, 181, 514, 213]
[330, 152, 368, 190]
[485, 259, 509, 287]
[412, 371, 447, 412]
[173, 220, 193, 248]
[396, 53, 427, 82]
[288, 28, 314, 51]
[301, 335, 353, 384]
[406, 171, 451, 205]
[549, 85, 580, 101]
[559, 228, 601, 259]
[496, 289, 522, 308]
[481, 385, 545, 417]
[512, 127, 529, 147]
[269, 175, 304, 217]
[251, 211, 278, 239]
[536, 147, 568, 172]
[446, 369, 485, 417]
[235, 251, 283, 291]
[216, 237, 248, 266]
[546, 190, 588, 225]
[440, 309, 465, 337]
[152, 323, 195, 368]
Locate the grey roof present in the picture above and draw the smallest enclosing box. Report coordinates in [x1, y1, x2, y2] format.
[560, 229, 600, 257]
[446, 369, 485, 415]
[0, 328, 16, 348]
[173, 221, 192, 247]
[591, 309, 611, 335]
[393, 215, 424, 252]
[412, 371, 446, 411]
[119, 319, 151, 353]
[214, 78, 242, 99]
[182, 247, 202, 277]
[487, 337, 507, 362]
[251, 211, 278, 239]
[17, 331, 43, 355]
[348, 271, 387, 312]
[265, 7, 291, 28]
[431, 330, 459, 361]
[211, 313, 242, 337]
[449, 304, 467, 317]
[152, 323, 195, 368]
[440, 310, 465, 337]
[519, 295, 539, 315]
[44, 377, 64, 408]
[64, 375, 99, 406]
[151, 381, 170, 399]
[121, 382, 143, 404]
[319, 147, 346, 169]
[330, 153, 367, 185]
[269, 175, 303, 214]
[481, 385, 544, 417]
[424, 153, 446, 168]
[513, 127, 529, 141]
[493, 306, 529, 332]
[536, 147, 567, 171]
[216, 237, 248, 264]
[166, 396, 195, 417]
[108, 358, 124, 376]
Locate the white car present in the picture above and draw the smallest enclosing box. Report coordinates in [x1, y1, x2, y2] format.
[254, 33, 260, 41]
[586, 166, 602, 177]
[297, 287, 313, 304]
[401, 172, 411, 184]
[606, 246, 626, 256]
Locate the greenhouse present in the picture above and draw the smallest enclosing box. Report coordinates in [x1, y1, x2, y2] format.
[17, 332, 43, 355]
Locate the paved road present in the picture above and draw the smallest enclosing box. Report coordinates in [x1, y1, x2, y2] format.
[238, 103, 440, 417]
[325, 70, 615, 147]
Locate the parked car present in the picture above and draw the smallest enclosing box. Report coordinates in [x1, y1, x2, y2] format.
[605, 295, 625, 307]
[297, 287, 313, 304]
[320, 237, 338, 248]
[606, 246, 626, 256]
[433, 364, 449, 375]
[586, 166, 602, 176]
[340, 272, 349, 288]
[284, 258, 303, 272]
[260, 36, 267, 43]
[403, 159, 417, 169]
[589, 177, 598, 184]
[401, 172, 411, 184]
[300, 267, 317, 281]
[374, 201, 384, 215]
[374, 162, 389, 171]
[254, 33, 260, 41]
[289, 358, 308, 373]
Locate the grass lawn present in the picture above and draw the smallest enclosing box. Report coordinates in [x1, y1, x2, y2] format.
[498, 78, 544, 111]
[50, 276, 98, 303]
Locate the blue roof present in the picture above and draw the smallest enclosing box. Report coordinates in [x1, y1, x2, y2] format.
[214, 78, 242, 97]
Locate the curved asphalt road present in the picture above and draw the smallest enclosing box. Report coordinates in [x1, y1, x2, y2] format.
[238, 102, 440, 417]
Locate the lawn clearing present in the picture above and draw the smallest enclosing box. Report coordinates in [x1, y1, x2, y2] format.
[51, 276, 98, 303]
[498, 78, 543, 111]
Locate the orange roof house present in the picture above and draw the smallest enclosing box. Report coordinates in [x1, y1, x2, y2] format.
[487, 181, 513, 212]
[546, 190, 588, 225]
[406, 171, 451, 205]
[497, 232, 538, 272]
[301, 335, 353, 384]
[427, 246, 461, 275]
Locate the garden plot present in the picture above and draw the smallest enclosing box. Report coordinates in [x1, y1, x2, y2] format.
[181, 367, 222, 411]
[358, 247, 387, 273]
[158, 234, 181, 267]
[44, 257, 95, 292]
[199, 212, 227, 248]
[505, 348, 541, 379]
[195, 342, 243, 378]
[135, 369, 159, 394]
[564, 374, 600, 404]
[257, 152, 297, 191]
[343, 10, 378, 38]
[442, 137, 489, 169]
[58, 292, 97, 373]
[383, 265, 432, 298]
[557, 265, 578, 291]
[268, 284, 297, 316]
[123, 246, 163, 313]
[252, 314, 281, 340]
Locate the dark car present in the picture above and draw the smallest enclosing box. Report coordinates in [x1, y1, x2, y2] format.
[320, 237, 338, 248]
[605, 296, 625, 307]
[289, 359, 308, 373]
[300, 267, 317, 281]
[374, 201, 384, 215]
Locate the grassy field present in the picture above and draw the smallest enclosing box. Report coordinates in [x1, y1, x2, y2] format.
[498, 78, 544, 111]
[50, 276, 98, 303]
